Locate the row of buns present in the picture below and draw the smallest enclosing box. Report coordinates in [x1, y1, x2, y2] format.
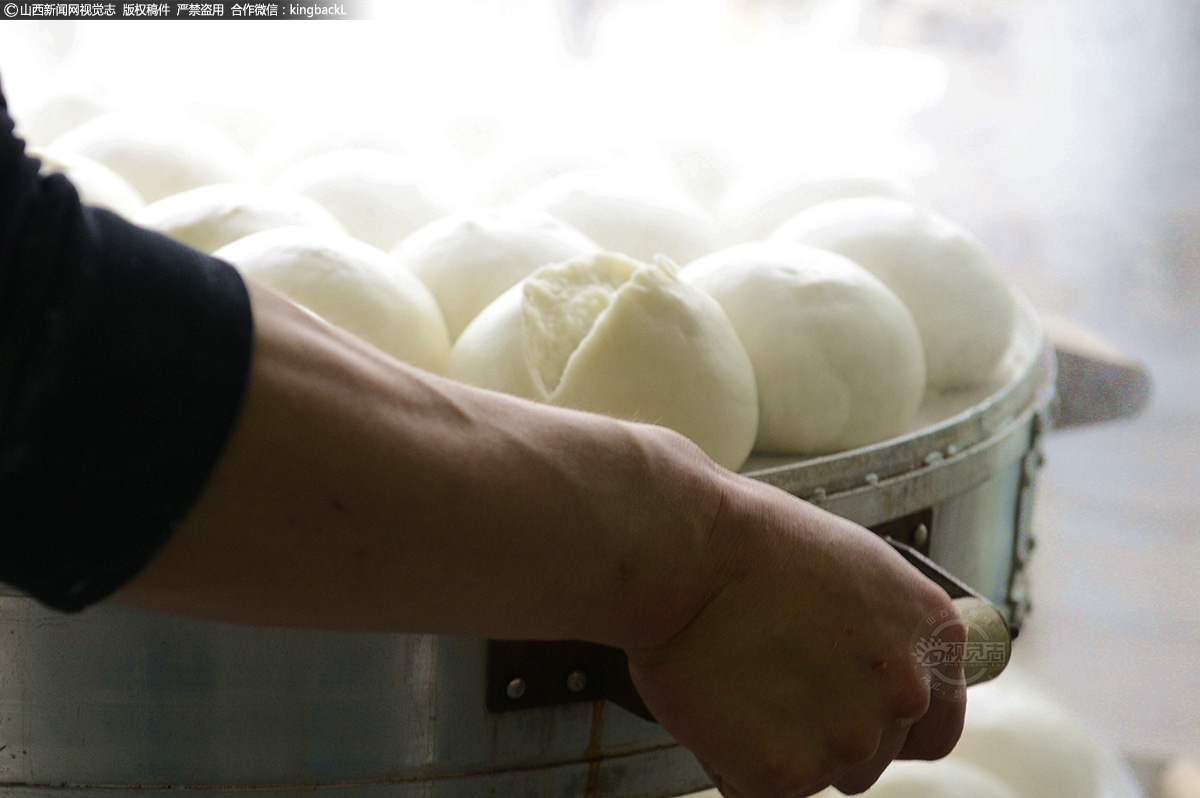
[21, 96, 1016, 472]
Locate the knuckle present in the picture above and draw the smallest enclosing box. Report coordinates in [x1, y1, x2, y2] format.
[923, 591, 966, 643]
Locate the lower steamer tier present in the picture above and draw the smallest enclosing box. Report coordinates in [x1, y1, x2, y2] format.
[0, 295, 1054, 798]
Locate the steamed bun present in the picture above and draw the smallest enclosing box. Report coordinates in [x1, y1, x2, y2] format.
[214, 228, 450, 374]
[469, 139, 626, 207]
[807, 760, 1021, 798]
[254, 116, 461, 181]
[771, 197, 1016, 391]
[394, 209, 600, 341]
[946, 677, 1103, 798]
[135, 183, 344, 254]
[273, 149, 466, 252]
[720, 171, 911, 244]
[513, 169, 721, 265]
[681, 677, 1107, 798]
[33, 146, 145, 218]
[683, 243, 925, 455]
[48, 111, 253, 203]
[447, 252, 758, 471]
[15, 80, 123, 146]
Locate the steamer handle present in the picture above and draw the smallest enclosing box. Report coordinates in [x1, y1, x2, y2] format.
[884, 537, 1012, 686]
[611, 540, 1012, 721]
[486, 541, 1013, 723]
[1044, 314, 1152, 429]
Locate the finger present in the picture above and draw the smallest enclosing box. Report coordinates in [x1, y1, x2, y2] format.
[900, 598, 967, 760]
[831, 721, 911, 795]
[702, 756, 839, 798]
[700, 760, 748, 798]
[897, 688, 966, 760]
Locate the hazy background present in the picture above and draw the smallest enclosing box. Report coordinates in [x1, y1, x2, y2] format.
[2, 0, 1196, 780]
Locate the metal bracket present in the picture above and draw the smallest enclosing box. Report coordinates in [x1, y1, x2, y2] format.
[485, 639, 654, 720]
[485, 509, 942, 719]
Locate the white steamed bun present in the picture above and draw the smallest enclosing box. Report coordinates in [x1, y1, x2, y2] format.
[33, 146, 144, 218]
[273, 148, 467, 252]
[807, 759, 1021, 798]
[720, 171, 912, 244]
[469, 138, 625, 207]
[135, 183, 344, 254]
[945, 676, 1103, 798]
[48, 111, 253, 203]
[214, 228, 450, 374]
[652, 138, 738, 213]
[513, 169, 721, 265]
[394, 209, 600, 341]
[15, 79, 123, 146]
[447, 252, 758, 471]
[771, 197, 1016, 391]
[254, 116, 461, 181]
[680, 676, 1106, 798]
[682, 243, 925, 455]
[1162, 756, 1200, 798]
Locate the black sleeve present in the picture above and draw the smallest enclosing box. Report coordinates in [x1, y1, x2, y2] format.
[0, 77, 254, 612]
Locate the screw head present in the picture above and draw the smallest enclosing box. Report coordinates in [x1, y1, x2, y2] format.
[567, 670, 588, 693]
[506, 678, 527, 700]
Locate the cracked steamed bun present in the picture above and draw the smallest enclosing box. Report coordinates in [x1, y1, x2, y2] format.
[771, 197, 1016, 391]
[49, 111, 253, 203]
[135, 183, 345, 254]
[683, 243, 925, 455]
[214, 228, 450, 374]
[447, 252, 758, 471]
[394, 209, 601, 341]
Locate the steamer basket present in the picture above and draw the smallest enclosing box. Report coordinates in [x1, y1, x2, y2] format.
[0, 293, 1058, 798]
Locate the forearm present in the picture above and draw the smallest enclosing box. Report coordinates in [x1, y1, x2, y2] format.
[114, 279, 728, 649]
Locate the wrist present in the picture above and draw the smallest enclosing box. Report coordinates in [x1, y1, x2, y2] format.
[592, 423, 736, 652]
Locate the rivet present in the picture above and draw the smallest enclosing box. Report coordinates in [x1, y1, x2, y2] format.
[810, 487, 827, 502]
[945, 444, 959, 457]
[924, 452, 943, 466]
[864, 472, 880, 485]
[1023, 451, 1044, 481]
[913, 523, 930, 550]
[506, 678, 526, 700]
[567, 671, 588, 693]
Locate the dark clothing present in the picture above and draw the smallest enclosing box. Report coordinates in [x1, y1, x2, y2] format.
[0, 78, 254, 612]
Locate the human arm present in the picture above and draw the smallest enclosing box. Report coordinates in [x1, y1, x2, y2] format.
[115, 278, 966, 796]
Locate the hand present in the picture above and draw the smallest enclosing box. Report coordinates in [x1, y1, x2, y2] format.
[625, 474, 966, 797]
